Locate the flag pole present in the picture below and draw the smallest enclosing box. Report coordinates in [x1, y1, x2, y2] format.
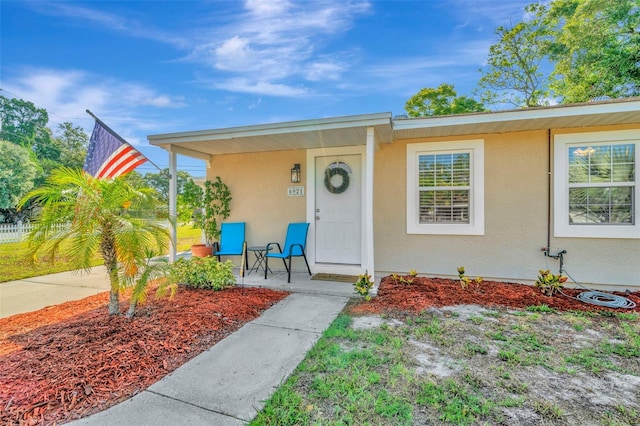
[85, 109, 165, 174]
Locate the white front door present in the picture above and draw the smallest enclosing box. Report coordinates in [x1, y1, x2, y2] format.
[315, 154, 362, 264]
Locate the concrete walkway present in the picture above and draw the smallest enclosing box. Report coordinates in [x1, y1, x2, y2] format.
[71, 291, 349, 425]
[2, 265, 358, 425]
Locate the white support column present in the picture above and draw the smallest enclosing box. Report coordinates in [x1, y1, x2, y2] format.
[365, 127, 376, 275]
[168, 147, 178, 262]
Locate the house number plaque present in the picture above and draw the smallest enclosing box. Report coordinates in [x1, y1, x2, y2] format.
[287, 186, 305, 197]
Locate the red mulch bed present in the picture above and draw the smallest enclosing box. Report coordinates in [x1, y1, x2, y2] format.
[349, 275, 640, 315]
[0, 287, 288, 426]
[2, 277, 638, 425]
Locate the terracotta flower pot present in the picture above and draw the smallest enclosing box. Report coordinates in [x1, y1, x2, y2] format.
[191, 244, 213, 258]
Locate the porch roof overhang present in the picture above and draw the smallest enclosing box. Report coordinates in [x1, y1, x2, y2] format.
[148, 99, 639, 161]
[147, 112, 394, 159]
[392, 98, 640, 140]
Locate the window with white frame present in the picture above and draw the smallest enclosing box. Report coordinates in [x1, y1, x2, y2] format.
[554, 129, 639, 239]
[407, 140, 484, 235]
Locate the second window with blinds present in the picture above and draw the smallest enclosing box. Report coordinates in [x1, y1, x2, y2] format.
[407, 140, 484, 235]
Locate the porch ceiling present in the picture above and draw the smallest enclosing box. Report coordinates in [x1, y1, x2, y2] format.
[148, 113, 393, 157]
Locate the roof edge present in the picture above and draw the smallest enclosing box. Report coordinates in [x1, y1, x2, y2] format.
[392, 98, 640, 131]
[148, 112, 392, 145]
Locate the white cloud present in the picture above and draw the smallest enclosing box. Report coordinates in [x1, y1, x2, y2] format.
[29, 2, 189, 48]
[187, 0, 371, 95]
[2, 68, 186, 143]
[367, 58, 458, 79]
[213, 78, 308, 97]
[2, 69, 108, 123]
[444, 0, 535, 28]
[360, 36, 496, 96]
[305, 61, 344, 81]
[120, 84, 186, 108]
[245, 0, 291, 17]
[213, 36, 254, 71]
[23, 0, 510, 103]
[248, 97, 262, 109]
[27, 1, 371, 98]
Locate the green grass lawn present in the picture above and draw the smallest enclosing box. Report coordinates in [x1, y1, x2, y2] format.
[251, 308, 640, 426]
[0, 241, 104, 283]
[0, 225, 203, 283]
[175, 225, 203, 252]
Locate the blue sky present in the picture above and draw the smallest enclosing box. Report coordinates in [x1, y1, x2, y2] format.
[1, 0, 534, 175]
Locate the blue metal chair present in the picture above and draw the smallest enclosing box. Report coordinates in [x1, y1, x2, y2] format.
[264, 222, 311, 283]
[213, 222, 248, 268]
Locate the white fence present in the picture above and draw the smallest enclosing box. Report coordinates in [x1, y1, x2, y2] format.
[0, 222, 68, 244]
[0, 220, 170, 244]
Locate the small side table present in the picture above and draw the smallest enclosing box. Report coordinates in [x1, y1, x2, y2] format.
[247, 246, 271, 275]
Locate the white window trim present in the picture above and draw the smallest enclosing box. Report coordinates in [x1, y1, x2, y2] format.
[407, 140, 484, 235]
[554, 129, 640, 239]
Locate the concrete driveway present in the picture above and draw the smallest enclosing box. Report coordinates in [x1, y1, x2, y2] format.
[0, 266, 110, 318]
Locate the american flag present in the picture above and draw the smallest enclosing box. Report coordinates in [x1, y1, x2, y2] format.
[83, 119, 147, 179]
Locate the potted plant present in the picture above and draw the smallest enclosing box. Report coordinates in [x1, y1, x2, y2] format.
[184, 176, 232, 257]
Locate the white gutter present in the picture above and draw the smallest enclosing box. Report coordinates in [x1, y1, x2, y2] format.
[148, 113, 392, 144]
[392, 100, 640, 131]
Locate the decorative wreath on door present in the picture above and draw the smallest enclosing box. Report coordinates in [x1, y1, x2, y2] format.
[324, 161, 351, 194]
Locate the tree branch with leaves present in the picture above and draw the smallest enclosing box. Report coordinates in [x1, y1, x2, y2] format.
[476, 3, 552, 108]
[405, 83, 485, 117]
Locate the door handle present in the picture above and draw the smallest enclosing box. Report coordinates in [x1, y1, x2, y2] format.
[316, 216, 320, 220]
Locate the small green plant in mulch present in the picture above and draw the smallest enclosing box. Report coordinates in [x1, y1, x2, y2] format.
[391, 269, 418, 285]
[353, 271, 375, 300]
[535, 269, 568, 296]
[169, 256, 235, 290]
[457, 266, 483, 291]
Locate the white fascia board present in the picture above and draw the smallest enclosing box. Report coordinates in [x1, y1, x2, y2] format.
[163, 144, 212, 163]
[148, 112, 392, 144]
[392, 100, 640, 131]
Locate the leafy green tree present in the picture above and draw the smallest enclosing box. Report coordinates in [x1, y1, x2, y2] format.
[0, 96, 50, 149]
[143, 169, 200, 224]
[143, 168, 191, 203]
[54, 122, 89, 169]
[0, 95, 63, 185]
[546, 0, 640, 102]
[0, 141, 38, 220]
[19, 168, 171, 316]
[122, 169, 202, 224]
[476, 0, 639, 106]
[404, 83, 485, 117]
[122, 170, 146, 189]
[34, 127, 61, 185]
[476, 3, 551, 107]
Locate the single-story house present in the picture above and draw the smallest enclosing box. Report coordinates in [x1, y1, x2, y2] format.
[148, 98, 640, 291]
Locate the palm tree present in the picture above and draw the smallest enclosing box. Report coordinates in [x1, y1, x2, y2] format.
[19, 167, 171, 316]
